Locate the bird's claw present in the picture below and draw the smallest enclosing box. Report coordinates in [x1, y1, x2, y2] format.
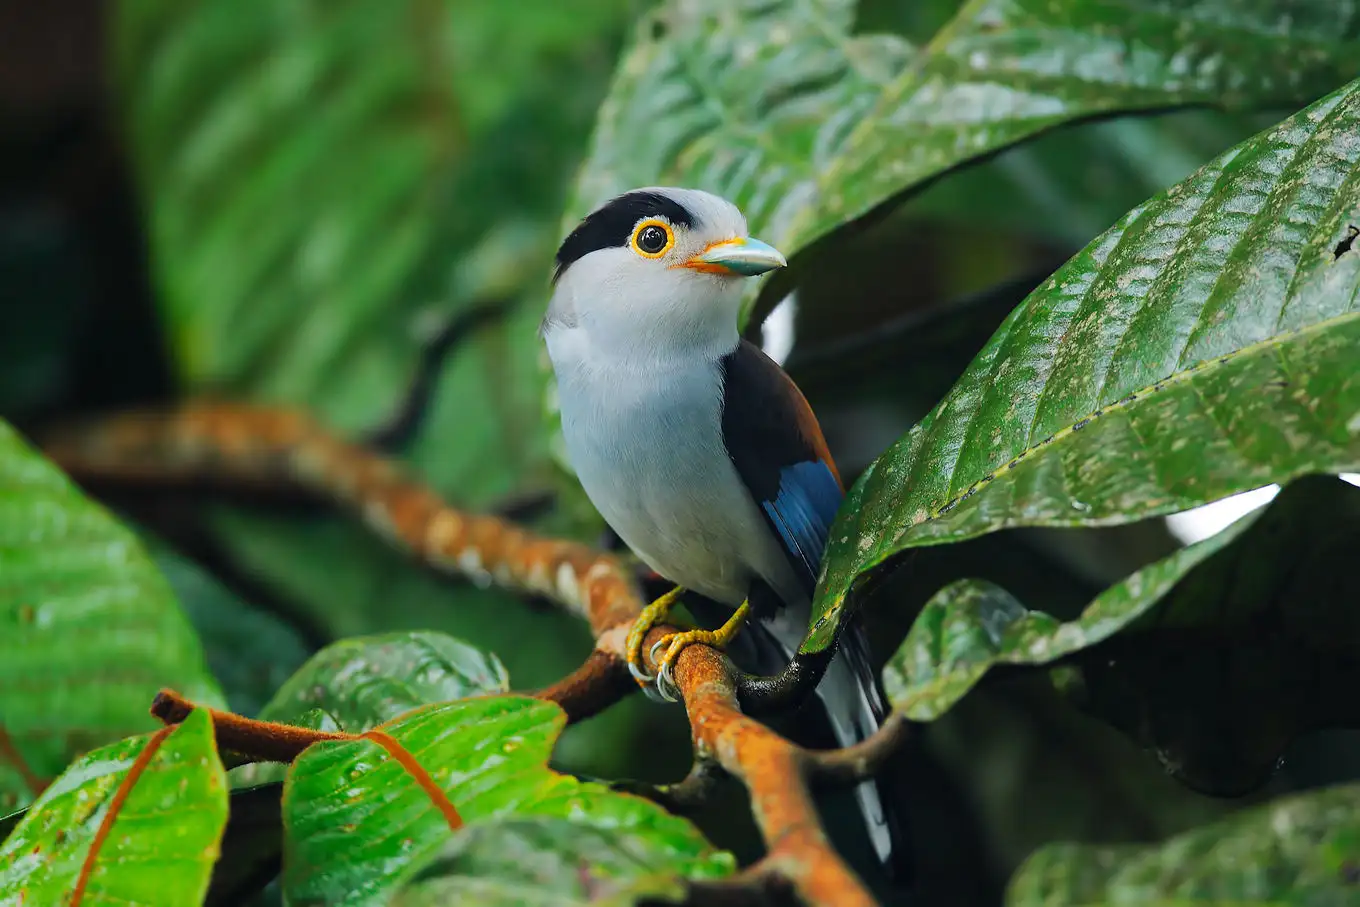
[650, 599, 754, 702]
[627, 658, 654, 685]
[651, 636, 682, 702]
[625, 586, 684, 692]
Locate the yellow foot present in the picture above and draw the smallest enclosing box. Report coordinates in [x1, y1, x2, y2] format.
[626, 586, 685, 685]
[653, 600, 752, 702]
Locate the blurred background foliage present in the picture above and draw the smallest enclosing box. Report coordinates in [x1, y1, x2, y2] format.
[1, 0, 1358, 903]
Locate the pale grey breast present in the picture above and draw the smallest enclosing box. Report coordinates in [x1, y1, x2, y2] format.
[551, 345, 801, 610]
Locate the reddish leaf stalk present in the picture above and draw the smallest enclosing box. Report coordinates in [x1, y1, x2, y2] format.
[70, 725, 175, 906]
[150, 690, 349, 762]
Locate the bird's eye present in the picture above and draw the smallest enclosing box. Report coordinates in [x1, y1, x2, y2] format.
[631, 220, 674, 258]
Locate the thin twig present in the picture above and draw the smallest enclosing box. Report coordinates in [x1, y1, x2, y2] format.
[611, 758, 724, 815]
[804, 711, 913, 785]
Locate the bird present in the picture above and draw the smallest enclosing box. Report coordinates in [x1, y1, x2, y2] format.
[540, 186, 907, 873]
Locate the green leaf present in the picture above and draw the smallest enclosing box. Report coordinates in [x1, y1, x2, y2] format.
[114, 0, 636, 586]
[0, 420, 223, 812]
[229, 629, 510, 791]
[1006, 782, 1360, 905]
[884, 476, 1360, 795]
[812, 74, 1360, 652]
[921, 678, 1239, 888]
[0, 708, 228, 905]
[1060, 476, 1360, 796]
[281, 697, 733, 906]
[567, 0, 1359, 303]
[878, 482, 1281, 718]
[257, 630, 510, 730]
[393, 816, 701, 906]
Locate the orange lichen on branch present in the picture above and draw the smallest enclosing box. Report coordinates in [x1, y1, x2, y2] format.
[70, 724, 175, 906]
[646, 627, 877, 907]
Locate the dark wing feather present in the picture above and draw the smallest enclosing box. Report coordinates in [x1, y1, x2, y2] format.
[719, 340, 843, 599]
[720, 342, 910, 875]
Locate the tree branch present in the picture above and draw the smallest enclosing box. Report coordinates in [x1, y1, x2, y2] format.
[611, 758, 724, 815]
[41, 403, 907, 907]
[804, 711, 913, 786]
[532, 648, 636, 723]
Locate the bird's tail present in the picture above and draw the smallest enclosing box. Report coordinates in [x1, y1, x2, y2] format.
[818, 621, 912, 881]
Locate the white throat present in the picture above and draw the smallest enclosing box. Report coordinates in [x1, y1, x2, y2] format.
[542, 256, 742, 375]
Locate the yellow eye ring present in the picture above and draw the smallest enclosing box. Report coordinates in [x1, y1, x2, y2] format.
[630, 219, 675, 259]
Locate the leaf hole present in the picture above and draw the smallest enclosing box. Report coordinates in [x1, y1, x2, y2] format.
[1333, 224, 1359, 261]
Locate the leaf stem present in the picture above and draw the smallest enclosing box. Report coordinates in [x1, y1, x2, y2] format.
[150, 690, 350, 763]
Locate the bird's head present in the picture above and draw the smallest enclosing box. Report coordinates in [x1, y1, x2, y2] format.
[542, 187, 786, 365]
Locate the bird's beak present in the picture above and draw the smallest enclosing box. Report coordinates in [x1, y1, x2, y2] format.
[681, 236, 788, 276]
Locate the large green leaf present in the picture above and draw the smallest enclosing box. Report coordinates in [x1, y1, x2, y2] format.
[0, 708, 227, 905]
[883, 476, 1360, 794]
[1006, 782, 1360, 904]
[281, 697, 733, 906]
[393, 817, 698, 906]
[0, 420, 223, 813]
[109, 0, 661, 796]
[257, 630, 510, 730]
[811, 74, 1360, 652]
[566, 0, 1360, 303]
[1058, 477, 1360, 796]
[920, 678, 1240, 895]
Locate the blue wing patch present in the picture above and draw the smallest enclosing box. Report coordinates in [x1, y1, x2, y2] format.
[760, 459, 844, 594]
